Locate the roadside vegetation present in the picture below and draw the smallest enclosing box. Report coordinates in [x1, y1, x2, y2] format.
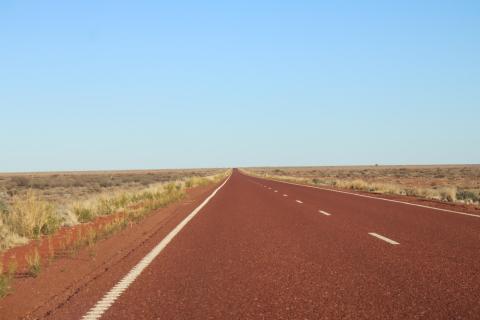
[0, 170, 229, 298]
[0, 170, 228, 252]
[0, 168, 220, 203]
[71, 177, 205, 224]
[243, 166, 480, 206]
[0, 261, 10, 297]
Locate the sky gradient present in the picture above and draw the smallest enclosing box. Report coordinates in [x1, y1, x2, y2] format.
[1, 1, 479, 172]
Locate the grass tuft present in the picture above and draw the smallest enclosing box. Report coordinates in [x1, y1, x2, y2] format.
[5, 190, 60, 239]
[25, 248, 41, 277]
[0, 260, 11, 298]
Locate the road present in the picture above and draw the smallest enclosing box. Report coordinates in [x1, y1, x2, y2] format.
[65, 169, 480, 319]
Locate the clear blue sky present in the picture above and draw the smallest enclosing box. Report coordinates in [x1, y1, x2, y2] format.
[1, 1, 479, 172]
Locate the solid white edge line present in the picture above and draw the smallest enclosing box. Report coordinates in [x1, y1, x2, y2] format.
[296, 200, 303, 204]
[368, 232, 400, 245]
[263, 178, 480, 219]
[319, 210, 331, 216]
[82, 175, 231, 320]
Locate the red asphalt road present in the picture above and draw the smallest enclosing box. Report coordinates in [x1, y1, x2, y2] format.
[66, 170, 480, 319]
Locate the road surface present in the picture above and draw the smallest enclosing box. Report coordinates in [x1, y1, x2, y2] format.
[56, 169, 480, 319]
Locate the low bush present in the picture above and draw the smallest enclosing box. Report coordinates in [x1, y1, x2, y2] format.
[0, 200, 7, 214]
[456, 190, 479, 203]
[5, 190, 60, 238]
[438, 187, 457, 202]
[73, 207, 95, 223]
[10, 176, 29, 188]
[0, 218, 28, 251]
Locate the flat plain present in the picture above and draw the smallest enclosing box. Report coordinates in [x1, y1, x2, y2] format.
[0, 168, 222, 205]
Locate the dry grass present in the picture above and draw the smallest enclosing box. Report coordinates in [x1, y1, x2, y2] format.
[5, 191, 60, 238]
[0, 168, 222, 204]
[244, 165, 480, 205]
[0, 169, 228, 251]
[0, 218, 27, 252]
[0, 260, 10, 297]
[70, 173, 225, 224]
[25, 248, 41, 277]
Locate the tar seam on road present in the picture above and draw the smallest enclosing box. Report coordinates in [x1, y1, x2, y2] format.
[319, 210, 331, 216]
[81, 176, 231, 320]
[368, 232, 400, 245]
[266, 178, 480, 219]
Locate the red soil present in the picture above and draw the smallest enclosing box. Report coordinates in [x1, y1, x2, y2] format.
[0, 181, 222, 319]
[1, 212, 129, 274]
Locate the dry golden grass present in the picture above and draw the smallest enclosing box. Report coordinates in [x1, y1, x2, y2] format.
[69, 173, 226, 224]
[0, 169, 229, 251]
[6, 191, 60, 238]
[0, 218, 27, 251]
[25, 248, 41, 277]
[244, 165, 480, 205]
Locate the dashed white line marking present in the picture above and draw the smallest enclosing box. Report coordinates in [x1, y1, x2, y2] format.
[296, 200, 303, 204]
[319, 210, 331, 216]
[274, 190, 278, 193]
[266, 178, 480, 219]
[368, 232, 399, 245]
[82, 176, 231, 320]
[283, 194, 288, 197]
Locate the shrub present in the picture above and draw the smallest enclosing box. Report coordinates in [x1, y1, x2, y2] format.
[6, 190, 60, 238]
[73, 207, 95, 223]
[0, 200, 7, 214]
[10, 176, 30, 188]
[184, 176, 218, 188]
[456, 190, 479, 203]
[96, 198, 116, 216]
[372, 183, 402, 195]
[0, 218, 27, 251]
[164, 182, 177, 193]
[438, 187, 457, 202]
